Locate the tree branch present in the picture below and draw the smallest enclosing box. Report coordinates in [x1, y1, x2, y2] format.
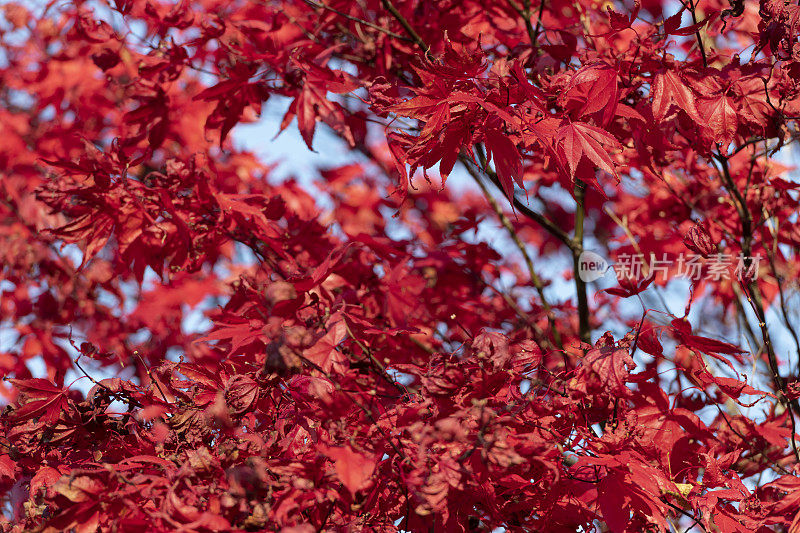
[684, 0, 708, 67]
[504, 0, 538, 48]
[465, 160, 563, 350]
[380, 0, 430, 55]
[532, 0, 547, 46]
[301, 0, 413, 42]
[572, 178, 591, 343]
[714, 152, 800, 464]
[467, 148, 577, 252]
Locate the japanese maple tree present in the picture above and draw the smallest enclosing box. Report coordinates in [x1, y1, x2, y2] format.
[3, 0, 800, 531]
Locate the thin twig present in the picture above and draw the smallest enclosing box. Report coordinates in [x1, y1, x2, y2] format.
[467, 147, 576, 251]
[342, 321, 409, 394]
[504, 0, 537, 47]
[134, 351, 170, 404]
[380, 0, 430, 55]
[763, 212, 800, 370]
[684, 0, 708, 67]
[714, 152, 800, 464]
[301, 0, 413, 41]
[532, 0, 547, 45]
[463, 157, 563, 350]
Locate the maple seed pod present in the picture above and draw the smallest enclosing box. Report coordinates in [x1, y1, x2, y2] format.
[683, 223, 716, 257]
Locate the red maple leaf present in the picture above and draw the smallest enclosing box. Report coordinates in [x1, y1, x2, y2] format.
[321, 445, 377, 496]
[651, 70, 701, 122]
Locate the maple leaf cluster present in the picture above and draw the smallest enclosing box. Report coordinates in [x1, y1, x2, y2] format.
[2, 0, 800, 531]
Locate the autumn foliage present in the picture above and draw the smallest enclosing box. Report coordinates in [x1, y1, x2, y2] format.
[4, 0, 800, 531]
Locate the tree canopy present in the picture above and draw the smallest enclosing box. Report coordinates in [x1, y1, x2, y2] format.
[2, 0, 800, 531]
